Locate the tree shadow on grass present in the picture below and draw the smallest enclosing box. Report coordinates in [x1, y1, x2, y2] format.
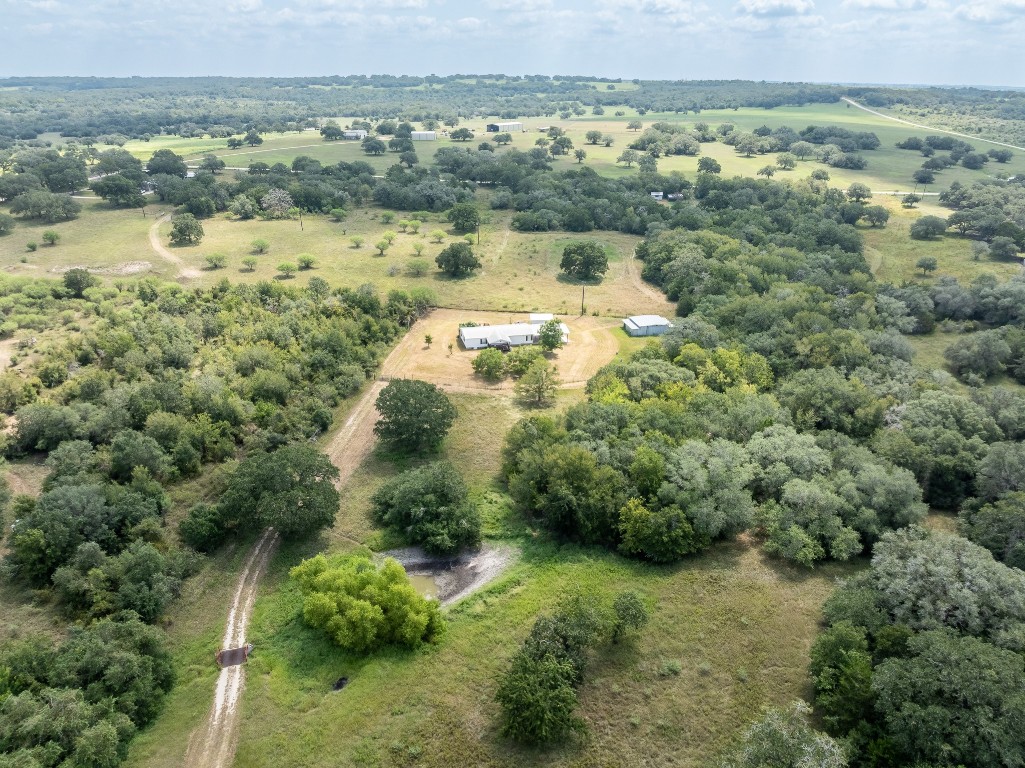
[555, 273, 606, 287]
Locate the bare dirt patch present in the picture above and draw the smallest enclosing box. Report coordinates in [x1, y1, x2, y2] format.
[323, 380, 385, 488]
[0, 337, 19, 372]
[379, 309, 623, 389]
[625, 251, 676, 312]
[148, 215, 203, 280]
[50, 261, 153, 276]
[382, 544, 517, 606]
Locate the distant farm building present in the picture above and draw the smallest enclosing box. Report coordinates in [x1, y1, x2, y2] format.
[649, 191, 664, 201]
[459, 319, 569, 350]
[529, 313, 554, 323]
[411, 131, 437, 141]
[623, 315, 673, 337]
[486, 121, 523, 132]
[342, 130, 367, 139]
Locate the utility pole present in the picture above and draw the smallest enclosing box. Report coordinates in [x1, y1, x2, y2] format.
[476, 222, 480, 245]
[299, 210, 304, 231]
[581, 285, 585, 316]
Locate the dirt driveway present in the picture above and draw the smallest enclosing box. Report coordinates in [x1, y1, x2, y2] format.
[380, 309, 623, 390]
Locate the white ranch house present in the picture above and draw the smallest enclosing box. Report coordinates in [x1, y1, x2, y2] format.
[459, 319, 569, 350]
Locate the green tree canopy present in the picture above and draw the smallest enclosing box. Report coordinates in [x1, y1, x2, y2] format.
[435, 241, 481, 277]
[219, 444, 340, 538]
[559, 241, 609, 280]
[169, 213, 204, 246]
[370, 462, 481, 555]
[291, 554, 445, 653]
[374, 379, 456, 453]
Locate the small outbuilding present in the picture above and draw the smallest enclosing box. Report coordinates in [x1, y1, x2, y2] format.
[649, 191, 664, 201]
[411, 131, 437, 141]
[342, 129, 368, 140]
[623, 315, 673, 337]
[459, 320, 569, 350]
[487, 121, 523, 132]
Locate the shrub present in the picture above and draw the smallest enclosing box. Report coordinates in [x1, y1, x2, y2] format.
[251, 238, 270, 254]
[909, 215, 947, 239]
[506, 346, 544, 377]
[26, 242, 37, 252]
[297, 253, 316, 270]
[204, 253, 227, 269]
[42, 230, 60, 246]
[435, 242, 481, 276]
[407, 259, 429, 277]
[277, 262, 297, 278]
[472, 348, 506, 380]
[179, 502, 229, 552]
[291, 554, 445, 653]
[370, 462, 482, 555]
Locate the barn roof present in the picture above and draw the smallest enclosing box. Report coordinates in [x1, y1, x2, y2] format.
[625, 315, 672, 328]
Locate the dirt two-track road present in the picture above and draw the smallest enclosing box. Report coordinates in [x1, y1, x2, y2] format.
[183, 304, 636, 767]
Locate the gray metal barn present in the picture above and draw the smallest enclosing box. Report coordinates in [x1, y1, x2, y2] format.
[623, 315, 673, 337]
[486, 122, 524, 132]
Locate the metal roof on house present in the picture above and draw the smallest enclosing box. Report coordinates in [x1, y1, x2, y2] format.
[459, 321, 568, 343]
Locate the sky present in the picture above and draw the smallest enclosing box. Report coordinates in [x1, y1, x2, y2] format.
[1, 0, 1023, 87]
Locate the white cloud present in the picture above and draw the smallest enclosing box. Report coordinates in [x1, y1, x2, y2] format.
[484, 0, 551, 10]
[953, 0, 1025, 22]
[634, 0, 704, 12]
[841, 0, 932, 8]
[736, 0, 814, 15]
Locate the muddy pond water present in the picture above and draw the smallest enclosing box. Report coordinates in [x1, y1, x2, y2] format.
[408, 574, 439, 601]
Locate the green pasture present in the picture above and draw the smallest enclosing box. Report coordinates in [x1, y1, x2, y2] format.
[104, 101, 1025, 194]
[145, 208, 661, 317]
[864, 197, 1020, 285]
[0, 198, 174, 279]
[123, 388, 858, 768]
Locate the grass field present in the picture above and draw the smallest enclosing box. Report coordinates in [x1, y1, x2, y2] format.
[105, 101, 1025, 194]
[864, 197, 1021, 285]
[194, 389, 858, 768]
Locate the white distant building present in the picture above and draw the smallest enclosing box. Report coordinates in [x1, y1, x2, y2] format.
[650, 191, 664, 201]
[487, 121, 524, 132]
[411, 131, 437, 141]
[529, 313, 554, 323]
[342, 130, 367, 139]
[623, 315, 673, 337]
[459, 320, 569, 350]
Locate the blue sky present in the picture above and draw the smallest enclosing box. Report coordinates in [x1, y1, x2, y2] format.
[0, 0, 1022, 86]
